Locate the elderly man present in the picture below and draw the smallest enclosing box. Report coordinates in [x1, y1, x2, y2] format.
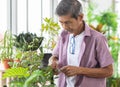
[49, 0, 113, 87]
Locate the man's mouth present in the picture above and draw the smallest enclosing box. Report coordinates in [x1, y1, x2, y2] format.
[66, 29, 73, 33]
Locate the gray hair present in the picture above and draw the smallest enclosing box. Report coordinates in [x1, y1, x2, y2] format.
[56, 0, 83, 19]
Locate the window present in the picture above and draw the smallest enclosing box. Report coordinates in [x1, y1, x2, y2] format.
[17, 0, 58, 35]
[17, 0, 43, 35]
[17, 0, 28, 34]
[0, 0, 7, 34]
[115, 0, 120, 35]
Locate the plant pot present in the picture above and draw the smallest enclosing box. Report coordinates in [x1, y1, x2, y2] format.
[42, 53, 52, 67]
[2, 59, 13, 69]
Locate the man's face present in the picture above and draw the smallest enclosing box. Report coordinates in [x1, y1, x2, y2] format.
[58, 14, 83, 34]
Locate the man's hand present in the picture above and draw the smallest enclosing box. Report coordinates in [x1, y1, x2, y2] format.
[48, 56, 59, 74]
[48, 56, 58, 68]
[60, 65, 80, 77]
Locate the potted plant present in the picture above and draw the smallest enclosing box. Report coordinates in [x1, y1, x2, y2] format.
[2, 31, 55, 86]
[41, 17, 60, 52]
[41, 17, 60, 66]
[13, 32, 44, 51]
[8, 49, 23, 68]
[12, 32, 45, 71]
[0, 31, 13, 69]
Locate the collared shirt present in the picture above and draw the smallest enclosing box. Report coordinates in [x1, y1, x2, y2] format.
[66, 32, 84, 87]
[52, 22, 113, 87]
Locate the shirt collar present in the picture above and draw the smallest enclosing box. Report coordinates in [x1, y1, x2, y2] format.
[84, 22, 91, 37]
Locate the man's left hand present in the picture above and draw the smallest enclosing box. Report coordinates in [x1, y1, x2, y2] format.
[60, 65, 81, 77]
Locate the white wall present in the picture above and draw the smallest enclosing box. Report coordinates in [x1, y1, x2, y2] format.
[0, 0, 7, 34]
[90, 0, 113, 12]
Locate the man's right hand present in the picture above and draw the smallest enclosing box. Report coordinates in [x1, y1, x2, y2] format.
[48, 56, 59, 74]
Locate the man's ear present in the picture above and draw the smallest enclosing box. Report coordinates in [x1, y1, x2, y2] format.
[78, 13, 84, 21]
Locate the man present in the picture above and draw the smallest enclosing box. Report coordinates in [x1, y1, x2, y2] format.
[49, 0, 113, 87]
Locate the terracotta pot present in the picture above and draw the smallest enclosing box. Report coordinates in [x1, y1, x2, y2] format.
[2, 59, 12, 69]
[3, 59, 10, 69]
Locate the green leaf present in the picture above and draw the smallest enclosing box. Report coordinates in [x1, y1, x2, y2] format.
[3, 67, 30, 79]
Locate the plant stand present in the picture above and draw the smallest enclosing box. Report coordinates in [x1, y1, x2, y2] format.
[0, 64, 11, 87]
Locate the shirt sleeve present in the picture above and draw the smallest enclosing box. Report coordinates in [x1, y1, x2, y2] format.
[52, 36, 61, 58]
[96, 36, 114, 67]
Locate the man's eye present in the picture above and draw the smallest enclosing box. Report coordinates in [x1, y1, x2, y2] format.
[60, 22, 63, 24]
[59, 21, 71, 25]
[65, 22, 71, 25]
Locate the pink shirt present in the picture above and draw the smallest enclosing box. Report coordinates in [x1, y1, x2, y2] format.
[52, 23, 113, 87]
